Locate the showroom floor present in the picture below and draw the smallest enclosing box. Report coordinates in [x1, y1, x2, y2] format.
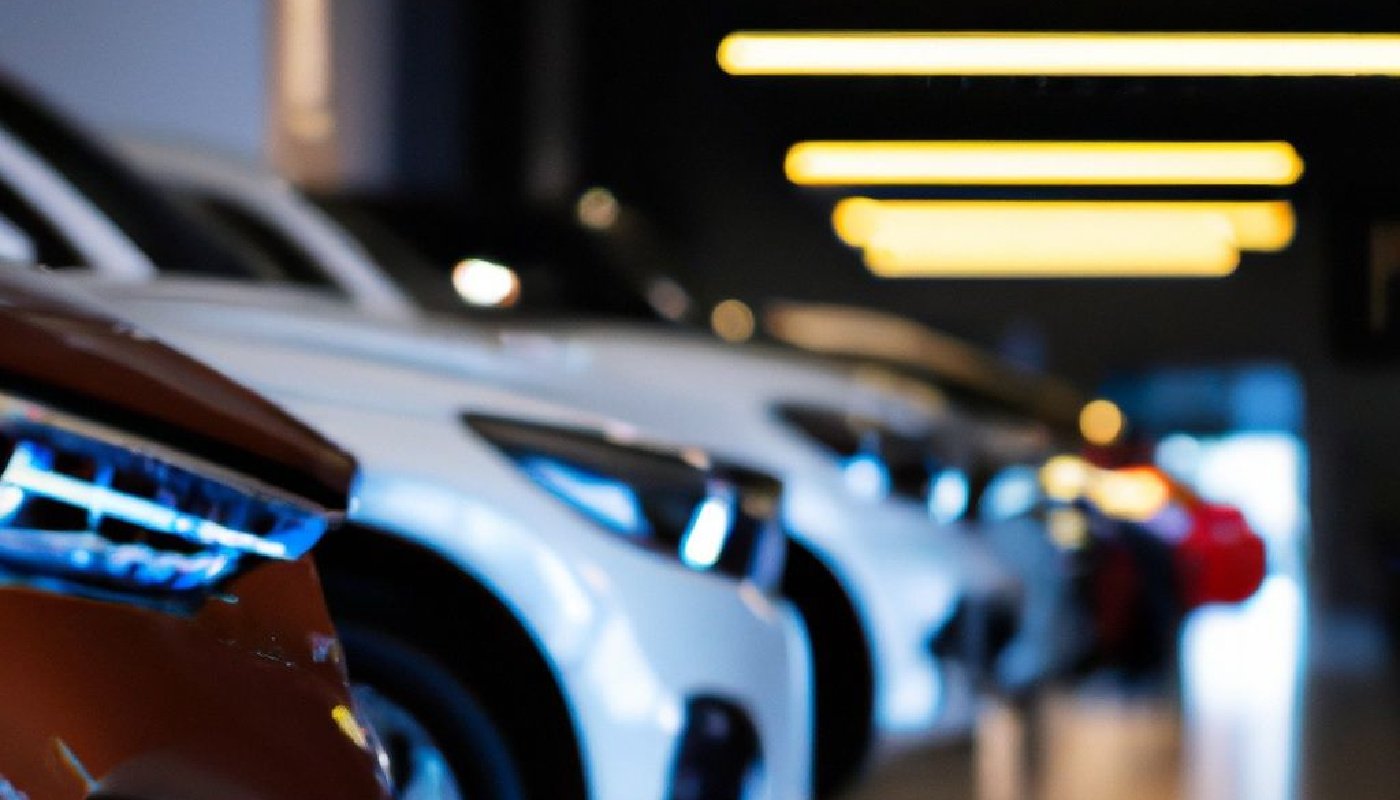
[845, 606, 1399, 800]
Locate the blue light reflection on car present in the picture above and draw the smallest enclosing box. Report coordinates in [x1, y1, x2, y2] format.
[519, 455, 650, 536]
[516, 455, 748, 577]
[0, 431, 327, 593]
[4, 442, 290, 558]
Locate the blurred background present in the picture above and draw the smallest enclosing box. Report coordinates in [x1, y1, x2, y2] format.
[1, 1, 1396, 797]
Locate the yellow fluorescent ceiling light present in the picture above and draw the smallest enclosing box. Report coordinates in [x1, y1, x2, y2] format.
[717, 32, 1400, 77]
[786, 141, 1304, 186]
[834, 199, 1296, 252]
[854, 204, 1242, 277]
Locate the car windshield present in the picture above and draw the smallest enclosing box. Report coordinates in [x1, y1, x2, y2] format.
[0, 76, 258, 278]
[310, 196, 662, 320]
[173, 191, 343, 290]
[304, 197, 465, 312]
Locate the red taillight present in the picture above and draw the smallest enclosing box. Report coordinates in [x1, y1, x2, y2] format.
[1176, 504, 1267, 609]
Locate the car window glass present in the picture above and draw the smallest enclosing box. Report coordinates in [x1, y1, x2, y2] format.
[311, 197, 660, 319]
[310, 198, 467, 314]
[0, 209, 34, 263]
[0, 173, 81, 267]
[0, 78, 256, 278]
[176, 192, 340, 291]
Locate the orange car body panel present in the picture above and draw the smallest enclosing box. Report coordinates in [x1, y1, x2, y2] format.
[0, 559, 387, 799]
[0, 271, 387, 798]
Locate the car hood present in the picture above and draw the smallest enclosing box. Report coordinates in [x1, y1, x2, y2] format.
[83, 279, 950, 436]
[0, 270, 355, 509]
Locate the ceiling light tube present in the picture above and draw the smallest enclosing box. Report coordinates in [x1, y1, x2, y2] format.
[718, 32, 1400, 77]
[834, 199, 1296, 252]
[855, 205, 1241, 277]
[787, 141, 1304, 186]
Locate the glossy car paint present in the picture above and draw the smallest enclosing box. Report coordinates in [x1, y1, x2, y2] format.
[0, 559, 384, 800]
[75, 300, 815, 800]
[113, 143, 1026, 760]
[73, 299, 817, 800]
[0, 87, 814, 799]
[123, 287, 1003, 761]
[485, 326, 1018, 749]
[0, 270, 386, 799]
[0, 270, 354, 507]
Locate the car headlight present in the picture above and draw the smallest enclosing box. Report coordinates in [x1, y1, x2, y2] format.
[0, 393, 331, 600]
[465, 414, 786, 591]
[775, 402, 970, 520]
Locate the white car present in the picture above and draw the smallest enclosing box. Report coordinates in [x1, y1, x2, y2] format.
[0, 77, 812, 800]
[761, 302, 1101, 686]
[118, 142, 1033, 794]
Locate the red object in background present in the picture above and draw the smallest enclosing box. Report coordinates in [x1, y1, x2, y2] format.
[1175, 503, 1268, 609]
[1091, 542, 1145, 650]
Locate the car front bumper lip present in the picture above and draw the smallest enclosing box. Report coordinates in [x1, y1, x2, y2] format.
[0, 582, 387, 799]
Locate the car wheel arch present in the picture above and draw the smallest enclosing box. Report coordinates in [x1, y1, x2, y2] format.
[779, 539, 877, 797]
[313, 523, 590, 799]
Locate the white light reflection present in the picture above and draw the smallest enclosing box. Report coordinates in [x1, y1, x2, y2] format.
[0, 485, 22, 521]
[928, 468, 970, 523]
[1156, 432, 1204, 482]
[537, 550, 595, 633]
[655, 699, 684, 735]
[842, 453, 890, 500]
[0, 213, 35, 264]
[585, 615, 674, 723]
[680, 495, 733, 569]
[354, 476, 461, 539]
[1193, 435, 1304, 556]
[1181, 574, 1306, 800]
[356, 475, 598, 655]
[879, 566, 958, 732]
[3, 444, 291, 559]
[880, 652, 942, 732]
[451, 258, 520, 308]
[1163, 428, 1309, 800]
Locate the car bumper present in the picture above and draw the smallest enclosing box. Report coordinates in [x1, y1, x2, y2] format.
[782, 482, 1017, 755]
[349, 466, 813, 800]
[89, 303, 814, 799]
[557, 566, 813, 800]
[0, 578, 388, 799]
[979, 516, 1095, 692]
